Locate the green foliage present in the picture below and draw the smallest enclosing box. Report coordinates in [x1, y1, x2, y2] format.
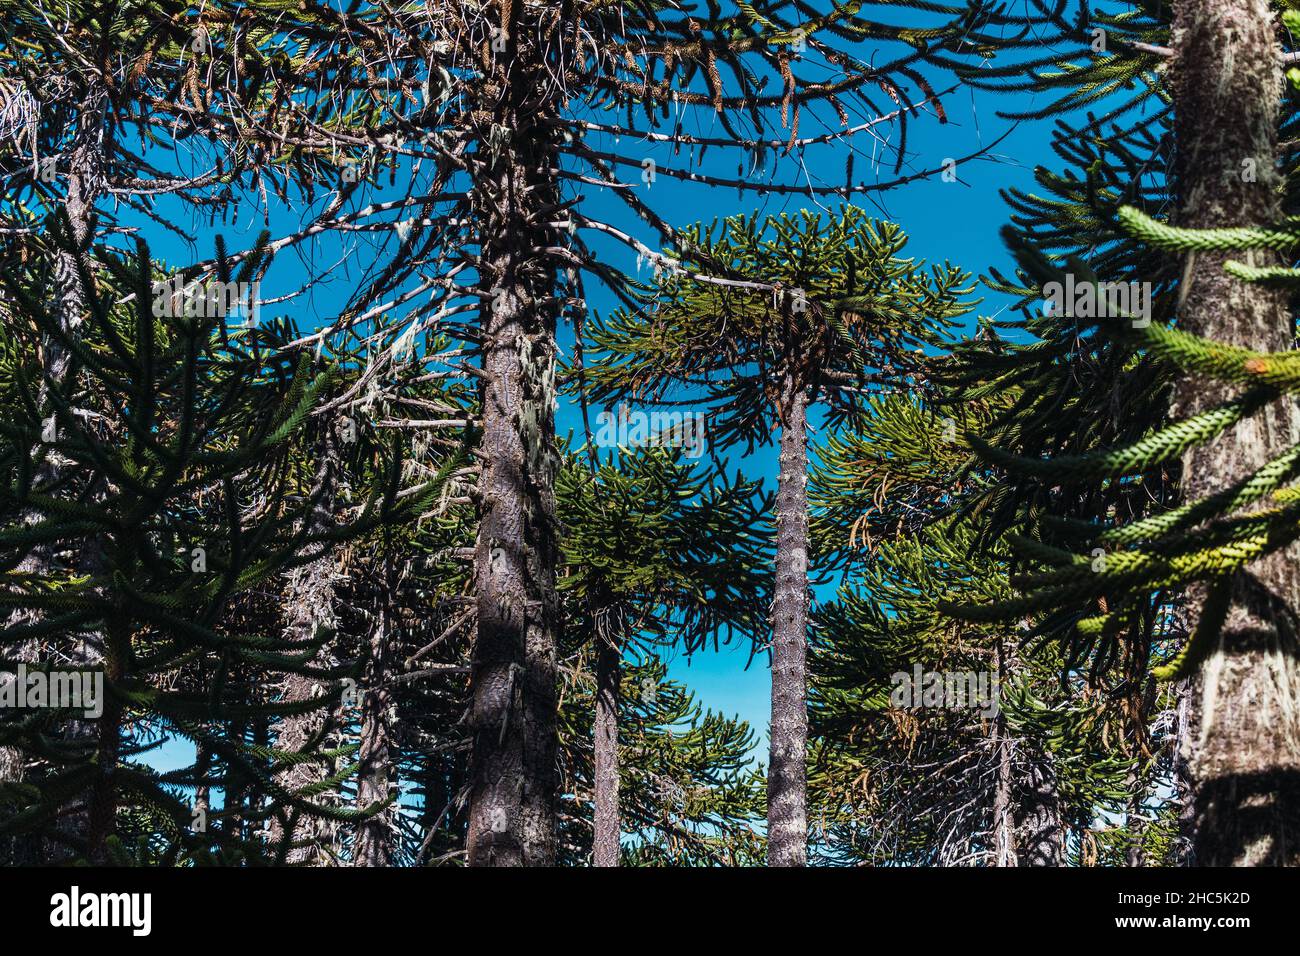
[584, 207, 976, 451]
[0, 235, 437, 863]
[559, 652, 765, 867]
[809, 389, 1171, 866]
[558, 443, 771, 654]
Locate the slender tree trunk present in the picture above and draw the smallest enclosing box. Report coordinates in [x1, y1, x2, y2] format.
[417, 759, 443, 866]
[1170, 0, 1300, 865]
[993, 640, 1064, 866]
[225, 716, 247, 843]
[768, 384, 809, 866]
[992, 728, 1017, 866]
[354, 548, 397, 867]
[46, 90, 106, 396]
[268, 429, 340, 864]
[592, 638, 620, 867]
[991, 640, 1017, 866]
[1124, 646, 1154, 867]
[1172, 677, 1196, 864]
[464, 7, 562, 868]
[1124, 763, 1146, 867]
[194, 742, 211, 851]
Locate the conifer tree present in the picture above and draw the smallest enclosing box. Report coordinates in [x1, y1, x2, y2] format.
[809, 391, 1176, 865]
[558, 651, 766, 866]
[556, 444, 769, 865]
[585, 207, 975, 864]
[0, 238, 445, 863]
[0, 0, 415, 836]
[942, 0, 1300, 864]
[329, 440, 773, 868]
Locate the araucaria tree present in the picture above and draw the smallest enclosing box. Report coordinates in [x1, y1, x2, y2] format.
[1157, 0, 1300, 866]
[0, 239, 439, 863]
[941, 0, 1300, 864]
[585, 208, 974, 864]
[556, 445, 769, 865]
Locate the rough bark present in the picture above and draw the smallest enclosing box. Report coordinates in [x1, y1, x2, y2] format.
[992, 640, 1064, 866]
[1013, 756, 1066, 866]
[1170, 0, 1300, 866]
[767, 384, 810, 866]
[194, 742, 212, 848]
[464, 9, 562, 867]
[991, 640, 1017, 866]
[267, 429, 340, 864]
[224, 717, 248, 843]
[1123, 646, 1155, 867]
[1124, 765, 1146, 867]
[354, 551, 397, 867]
[84, 619, 124, 863]
[992, 730, 1017, 866]
[592, 637, 620, 867]
[1171, 677, 1197, 864]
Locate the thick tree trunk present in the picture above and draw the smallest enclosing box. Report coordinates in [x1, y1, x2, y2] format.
[354, 551, 397, 867]
[1170, 0, 1300, 865]
[767, 384, 810, 866]
[592, 638, 620, 867]
[1014, 756, 1065, 866]
[268, 429, 340, 864]
[464, 5, 562, 868]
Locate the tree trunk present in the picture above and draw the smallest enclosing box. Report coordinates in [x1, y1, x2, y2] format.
[1171, 677, 1196, 864]
[225, 717, 247, 843]
[1170, 0, 1300, 866]
[992, 729, 1017, 866]
[354, 548, 397, 867]
[84, 624, 124, 863]
[767, 384, 810, 866]
[268, 428, 340, 864]
[464, 7, 562, 868]
[991, 640, 1017, 866]
[194, 742, 211, 851]
[1123, 645, 1154, 867]
[592, 638, 620, 867]
[1014, 756, 1066, 866]
[1124, 765, 1146, 867]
